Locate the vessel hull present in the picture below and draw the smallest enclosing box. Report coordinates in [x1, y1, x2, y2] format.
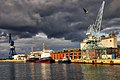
[35, 57, 55, 63]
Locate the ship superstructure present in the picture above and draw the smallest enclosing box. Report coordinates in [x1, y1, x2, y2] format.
[26, 43, 55, 63]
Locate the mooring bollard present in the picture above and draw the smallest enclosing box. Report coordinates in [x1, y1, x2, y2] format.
[110, 60, 114, 65]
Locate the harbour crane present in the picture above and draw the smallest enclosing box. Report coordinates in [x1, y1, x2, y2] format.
[8, 33, 16, 59]
[81, 1, 108, 59]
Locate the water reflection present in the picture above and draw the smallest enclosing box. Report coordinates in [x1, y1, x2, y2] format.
[29, 63, 35, 80]
[0, 63, 120, 80]
[63, 64, 67, 80]
[14, 63, 32, 80]
[81, 64, 120, 80]
[40, 63, 51, 80]
[0, 63, 15, 80]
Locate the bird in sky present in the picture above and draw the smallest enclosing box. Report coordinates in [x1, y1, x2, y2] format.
[83, 8, 88, 14]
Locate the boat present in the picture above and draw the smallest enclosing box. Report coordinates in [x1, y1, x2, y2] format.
[26, 43, 55, 63]
[58, 56, 71, 63]
[35, 50, 55, 63]
[26, 58, 39, 62]
[26, 52, 40, 62]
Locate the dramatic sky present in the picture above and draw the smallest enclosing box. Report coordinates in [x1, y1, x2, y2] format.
[0, 0, 120, 57]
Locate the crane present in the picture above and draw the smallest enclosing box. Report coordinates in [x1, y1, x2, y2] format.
[8, 33, 16, 59]
[81, 1, 108, 59]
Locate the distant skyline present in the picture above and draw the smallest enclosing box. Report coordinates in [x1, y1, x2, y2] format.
[0, 0, 120, 57]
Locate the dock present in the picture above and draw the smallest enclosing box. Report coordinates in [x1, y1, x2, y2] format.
[55, 59, 120, 65]
[1, 59, 120, 65]
[0, 60, 26, 62]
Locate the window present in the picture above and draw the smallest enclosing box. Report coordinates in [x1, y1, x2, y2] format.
[110, 40, 112, 42]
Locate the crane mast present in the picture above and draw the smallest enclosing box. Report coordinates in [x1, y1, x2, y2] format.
[86, 1, 105, 36]
[94, 1, 105, 33]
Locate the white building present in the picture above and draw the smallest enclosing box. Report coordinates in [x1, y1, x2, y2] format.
[13, 54, 27, 60]
[80, 33, 118, 49]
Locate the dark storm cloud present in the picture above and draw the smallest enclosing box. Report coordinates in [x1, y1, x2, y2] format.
[0, 0, 119, 42]
[104, 0, 120, 19]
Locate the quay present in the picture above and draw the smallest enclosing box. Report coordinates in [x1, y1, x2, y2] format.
[55, 59, 120, 65]
[0, 60, 26, 62]
[1, 59, 120, 65]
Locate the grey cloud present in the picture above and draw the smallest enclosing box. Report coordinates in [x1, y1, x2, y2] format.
[104, 0, 120, 19]
[0, 0, 119, 43]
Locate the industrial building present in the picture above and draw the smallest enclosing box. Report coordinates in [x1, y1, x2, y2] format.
[80, 33, 118, 50]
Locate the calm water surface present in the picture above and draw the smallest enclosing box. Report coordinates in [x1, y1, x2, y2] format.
[0, 62, 120, 80]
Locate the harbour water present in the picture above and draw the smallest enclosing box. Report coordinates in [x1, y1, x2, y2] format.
[0, 62, 120, 80]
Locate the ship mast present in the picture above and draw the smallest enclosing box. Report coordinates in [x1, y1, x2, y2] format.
[42, 42, 45, 52]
